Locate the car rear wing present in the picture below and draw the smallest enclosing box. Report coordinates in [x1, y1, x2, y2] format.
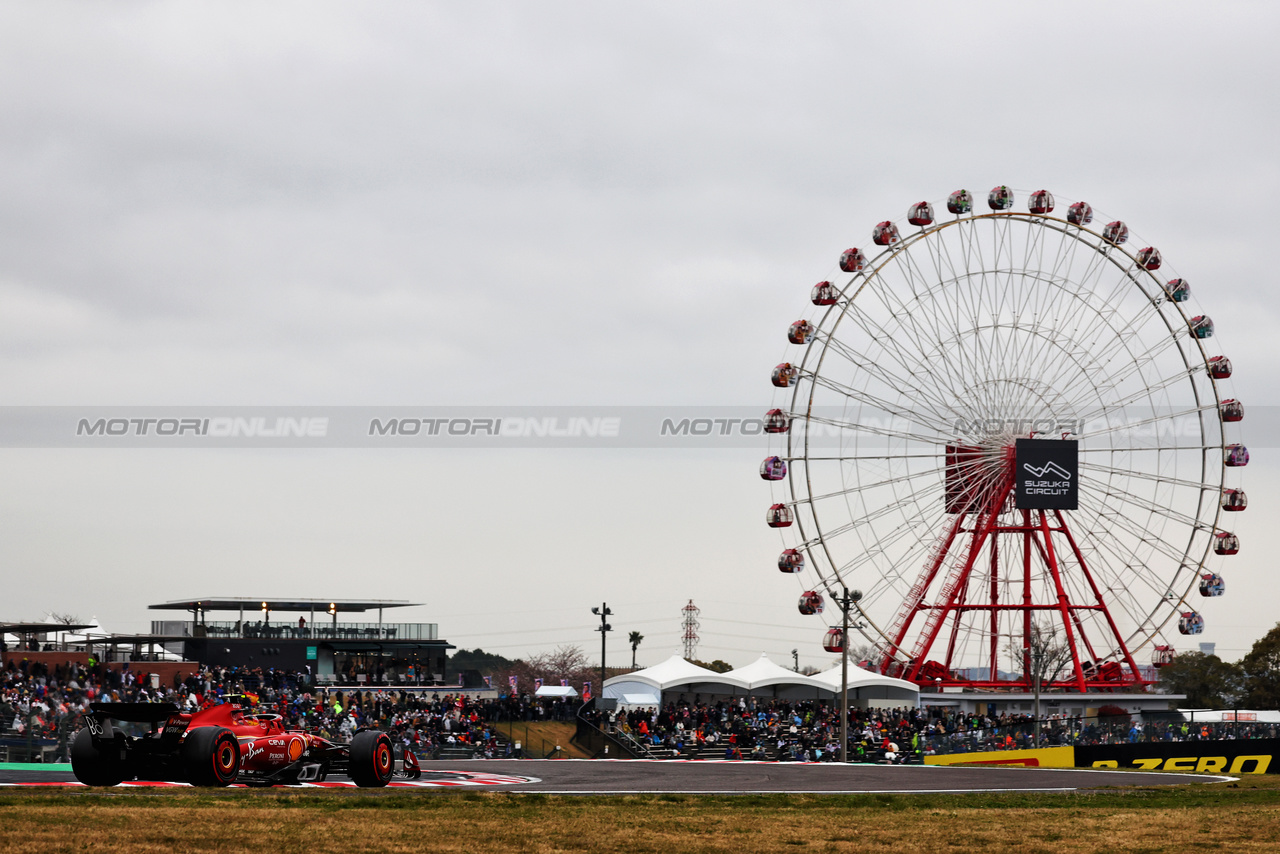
[88, 702, 180, 723]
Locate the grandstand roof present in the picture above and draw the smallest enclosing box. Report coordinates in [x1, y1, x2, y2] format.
[0, 622, 96, 634]
[148, 598, 421, 614]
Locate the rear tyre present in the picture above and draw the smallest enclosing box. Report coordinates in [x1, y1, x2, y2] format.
[70, 728, 127, 786]
[181, 726, 240, 787]
[348, 731, 394, 787]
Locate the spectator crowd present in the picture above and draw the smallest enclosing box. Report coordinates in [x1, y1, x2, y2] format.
[1, 657, 581, 761]
[583, 697, 1280, 762]
[3, 655, 1277, 764]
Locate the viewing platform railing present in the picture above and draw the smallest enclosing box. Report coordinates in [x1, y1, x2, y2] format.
[150, 620, 439, 641]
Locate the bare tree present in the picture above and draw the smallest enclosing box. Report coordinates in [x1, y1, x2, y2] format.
[48, 612, 82, 626]
[526, 645, 591, 685]
[1006, 620, 1076, 687]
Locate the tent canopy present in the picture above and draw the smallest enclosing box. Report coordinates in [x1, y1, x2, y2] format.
[604, 652, 919, 703]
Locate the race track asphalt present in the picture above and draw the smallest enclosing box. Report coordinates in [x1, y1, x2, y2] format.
[0, 759, 1229, 793]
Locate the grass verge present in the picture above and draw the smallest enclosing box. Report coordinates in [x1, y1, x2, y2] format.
[2, 779, 1279, 853]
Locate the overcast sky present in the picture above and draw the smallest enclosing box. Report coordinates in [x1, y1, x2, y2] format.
[1, 2, 1276, 672]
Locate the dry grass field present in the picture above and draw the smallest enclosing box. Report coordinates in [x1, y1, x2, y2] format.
[3, 779, 1280, 854]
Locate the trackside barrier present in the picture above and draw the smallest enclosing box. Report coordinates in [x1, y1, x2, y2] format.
[924, 739, 1280, 774]
[924, 747, 1074, 768]
[1074, 739, 1280, 774]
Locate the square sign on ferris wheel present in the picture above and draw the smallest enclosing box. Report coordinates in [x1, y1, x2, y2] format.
[1015, 438, 1079, 510]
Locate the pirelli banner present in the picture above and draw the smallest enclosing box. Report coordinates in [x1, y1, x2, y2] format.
[924, 747, 1075, 768]
[925, 741, 1279, 774]
[1074, 740, 1279, 775]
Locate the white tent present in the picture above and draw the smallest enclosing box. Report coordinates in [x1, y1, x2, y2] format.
[721, 653, 828, 700]
[603, 653, 732, 700]
[812, 663, 919, 705]
[604, 652, 919, 706]
[534, 685, 578, 699]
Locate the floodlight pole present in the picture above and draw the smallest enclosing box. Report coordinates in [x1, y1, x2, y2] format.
[835, 587, 862, 763]
[592, 603, 613, 699]
[1032, 646, 1044, 748]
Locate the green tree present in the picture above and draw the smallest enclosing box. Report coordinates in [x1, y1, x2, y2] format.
[449, 648, 516, 676]
[687, 658, 733, 673]
[1158, 651, 1242, 708]
[628, 631, 644, 670]
[1239, 622, 1280, 709]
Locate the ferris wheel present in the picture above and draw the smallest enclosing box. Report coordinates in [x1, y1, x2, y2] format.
[763, 187, 1247, 691]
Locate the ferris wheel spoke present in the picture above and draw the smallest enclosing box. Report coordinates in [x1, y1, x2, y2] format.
[798, 413, 953, 447]
[855, 265, 989, 412]
[1076, 408, 1218, 444]
[893, 238, 995, 395]
[820, 301, 980, 422]
[803, 372, 965, 432]
[810, 331, 966, 420]
[1076, 480, 1204, 540]
[1071, 365, 1207, 425]
[1078, 460, 1212, 492]
[1071, 490, 1198, 569]
[789, 465, 945, 508]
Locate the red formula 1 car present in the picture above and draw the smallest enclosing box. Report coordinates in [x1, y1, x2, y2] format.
[71, 696, 421, 787]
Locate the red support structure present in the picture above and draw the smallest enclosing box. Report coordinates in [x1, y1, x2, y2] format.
[876, 448, 1151, 692]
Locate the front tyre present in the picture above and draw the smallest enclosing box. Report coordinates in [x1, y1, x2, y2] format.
[70, 728, 126, 786]
[348, 731, 394, 787]
[181, 726, 240, 787]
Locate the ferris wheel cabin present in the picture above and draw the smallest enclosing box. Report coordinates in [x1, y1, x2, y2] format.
[1213, 532, 1240, 555]
[1103, 221, 1130, 245]
[1028, 189, 1055, 214]
[760, 455, 788, 481]
[811, 281, 838, 306]
[946, 189, 973, 214]
[1219, 399, 1244, 422]
[1222, 488, 1247, 511]
[1136, 247, 1162, 270]
[1190, 315, 1214, 338]
[907, 202, 934, 226]
[1179, 612, 1205, 635]
[1067, 201, 1093, 224]
[839, 248, 867, 273]
[788, 319, 814, 345]
[778, 549, 805, 573]
[797, 591, 824, 616]
[1164, 278, 1191, 302]
[1152, 645, 1176, 667]
[1200, 573, 1226, 597]
[1225, 444, 1249, 466]
[766, 504, 794, 528]
[987, 185, 1014, 210]
[771, 362, 798, 388]
[1208, 355, 1232, 378]
[872, 221, 901, 246]
[763, 409, 791, 434]
[822, 627, 845, 653]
